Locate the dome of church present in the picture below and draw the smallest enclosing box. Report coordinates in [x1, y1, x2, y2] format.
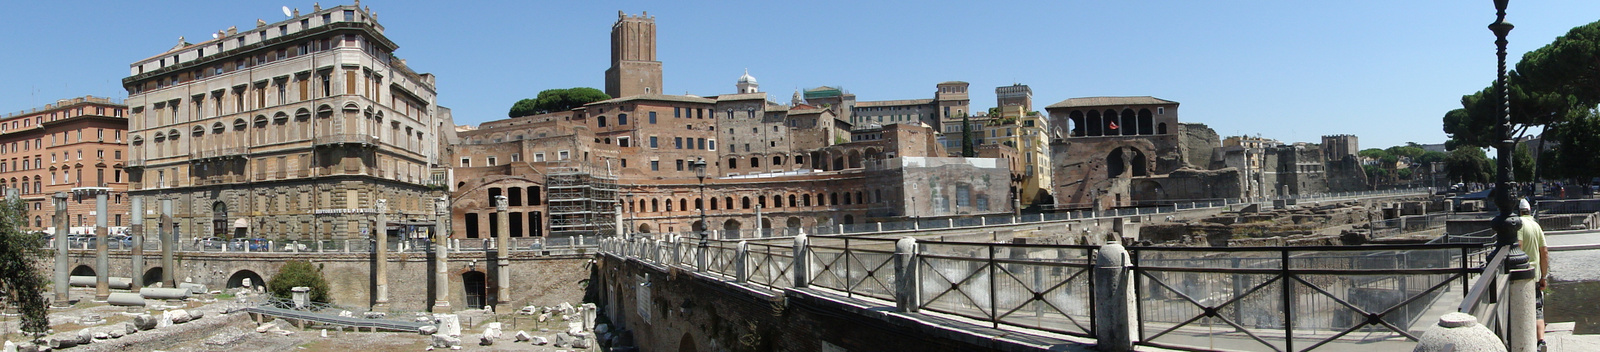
[737, 70, 757, 84]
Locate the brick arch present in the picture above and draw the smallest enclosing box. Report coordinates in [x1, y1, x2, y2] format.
[227, 269, 266, 289]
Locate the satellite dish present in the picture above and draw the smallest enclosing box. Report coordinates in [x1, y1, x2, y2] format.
[212, 33, 220, 39]
[281, 6, 292, 18]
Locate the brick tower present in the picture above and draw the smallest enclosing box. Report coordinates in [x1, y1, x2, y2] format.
[605, 11, 663, 98]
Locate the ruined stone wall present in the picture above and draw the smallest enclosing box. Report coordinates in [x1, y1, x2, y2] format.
[44, 250, 592, 312]
[1325, 155, 1370, 192]
[1179, 123, 1220, 170]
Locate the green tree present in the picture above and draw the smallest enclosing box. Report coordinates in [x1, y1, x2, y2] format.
[1385, 145, 1426, 160]
[1445, 147, 1494, 184]
[1358, 148, 1390, 161]
[959, 112, 975, 157]
[267, 260, 331, 304]
[1414, 151, 1448, 167]
[1513, 142, 1535, 182]
[0, 195, 48, 335]
[1443, 20, 1600, 182]
[509, 87, 611, 117]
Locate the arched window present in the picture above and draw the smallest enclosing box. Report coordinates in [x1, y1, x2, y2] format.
[742, 196, 751, 209]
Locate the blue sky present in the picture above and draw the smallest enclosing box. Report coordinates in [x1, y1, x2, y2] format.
[3, 1, 1598, 149]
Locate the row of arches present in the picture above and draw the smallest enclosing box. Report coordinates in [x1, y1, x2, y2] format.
[810, 147, 888, 172]
[1066, 108, 1166, 137]
[131, 103, 427, 159]
[627, 189, 885, 214]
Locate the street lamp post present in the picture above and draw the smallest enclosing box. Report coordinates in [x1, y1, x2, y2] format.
[691, 158, 709, 271]
[1488, 0, 1523, 247]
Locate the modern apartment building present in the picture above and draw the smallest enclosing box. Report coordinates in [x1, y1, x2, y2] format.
[0, 96, 131, 234]
[123, 3, 445, 241]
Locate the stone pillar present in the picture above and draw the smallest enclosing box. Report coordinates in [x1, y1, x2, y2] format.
[1506, 247, 1537, 352]
[792, 233, 810, 288]
[433, 197, 451, 313]
[373, 199, 389, 310]
[130, 197, 144, 292]
[734, 241, 749, 283]
[894, 237, 919, 312]
[291, 286, 311, 309]
[161, 198, 175, 288]
[51, 192, 69, 308]
[494, 195, 510, 307]
[1094, 242, 1135, 352]
[1412, 312, 1507, 352]
[83, 189, 110, 301]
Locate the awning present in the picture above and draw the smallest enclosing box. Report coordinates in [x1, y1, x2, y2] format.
[233, 218, 249, 228]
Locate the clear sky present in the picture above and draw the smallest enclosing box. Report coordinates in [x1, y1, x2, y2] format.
[3, 1, 1598, 149]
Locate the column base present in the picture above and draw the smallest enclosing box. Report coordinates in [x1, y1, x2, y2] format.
[372, 301, 390, 312]
[431, 301, 451, 313]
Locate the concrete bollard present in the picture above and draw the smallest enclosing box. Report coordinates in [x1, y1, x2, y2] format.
[735, 241, 749, 283]
[1094, 242, 1135, 352]
[1413, 312, 1506, 352]
[894, 237, 919, 313]
[793, 234, 810, 288]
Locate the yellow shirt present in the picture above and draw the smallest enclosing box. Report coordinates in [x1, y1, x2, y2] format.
[1517, 215, 1546, 279]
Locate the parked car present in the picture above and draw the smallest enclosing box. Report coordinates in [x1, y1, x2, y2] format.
[199, 237, 225, 250]
[230, 238, 269, 251]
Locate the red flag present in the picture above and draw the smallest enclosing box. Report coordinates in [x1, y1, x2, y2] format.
[1109, 121, 1120, 130]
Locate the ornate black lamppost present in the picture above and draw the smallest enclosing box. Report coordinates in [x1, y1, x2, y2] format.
[691, 157, 710, 269]
[1489, 0, 1523, 246]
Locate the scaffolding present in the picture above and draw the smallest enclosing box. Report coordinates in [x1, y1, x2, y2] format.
[545, 164, 618, 237]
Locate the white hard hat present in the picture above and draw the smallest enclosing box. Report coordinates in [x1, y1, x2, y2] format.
[1518, 199, 1531, 211]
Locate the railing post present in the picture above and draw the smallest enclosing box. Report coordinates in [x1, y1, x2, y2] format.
[876, 222, 882, 232]
[894, 237, 919, 313]
[1094, 242, 1134, 352]
[793, 233, 810, 288]
[735, 241, 749, 283]
[1507, 246, 1538, 352]
[666, 235, 679, 266]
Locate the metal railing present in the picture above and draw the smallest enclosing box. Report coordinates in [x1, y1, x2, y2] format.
[599, 233, 1486, 351]
[916, 240, 1098, 338]
[1129, 244, 1483, 352]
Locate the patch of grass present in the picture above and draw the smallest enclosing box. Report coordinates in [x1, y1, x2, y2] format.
[216, 293, 235, 300]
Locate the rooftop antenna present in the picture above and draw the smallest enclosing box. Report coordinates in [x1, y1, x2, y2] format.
[281, 6, 292, 18]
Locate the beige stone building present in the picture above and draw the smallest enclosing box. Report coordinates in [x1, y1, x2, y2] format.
[123, 4, 446, 241]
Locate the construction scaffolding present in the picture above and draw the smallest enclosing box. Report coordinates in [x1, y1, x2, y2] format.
[545, 164, 618, 237]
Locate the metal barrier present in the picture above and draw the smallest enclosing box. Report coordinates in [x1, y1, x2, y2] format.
[1128, 244, 1483, 352]
[916, 240, 1098, 338]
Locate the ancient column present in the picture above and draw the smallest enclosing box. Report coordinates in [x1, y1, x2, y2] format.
[494, 195, 510, 308]
[130, 197, 144, 291]
[432, 197, 451, 312]
[82, 188, 110, 301]
[161, 198, 175, 288]
[51, 192, 70, 308]
[373, 199, 389, 310]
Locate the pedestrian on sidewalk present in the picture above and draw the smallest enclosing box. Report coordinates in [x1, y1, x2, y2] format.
[1518, 198, 1550, 351]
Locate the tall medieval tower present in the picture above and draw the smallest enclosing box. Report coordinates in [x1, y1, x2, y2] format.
[605, 11, 663, 98]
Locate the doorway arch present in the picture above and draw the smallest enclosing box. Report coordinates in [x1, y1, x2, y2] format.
[463, 271, 488, 309]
